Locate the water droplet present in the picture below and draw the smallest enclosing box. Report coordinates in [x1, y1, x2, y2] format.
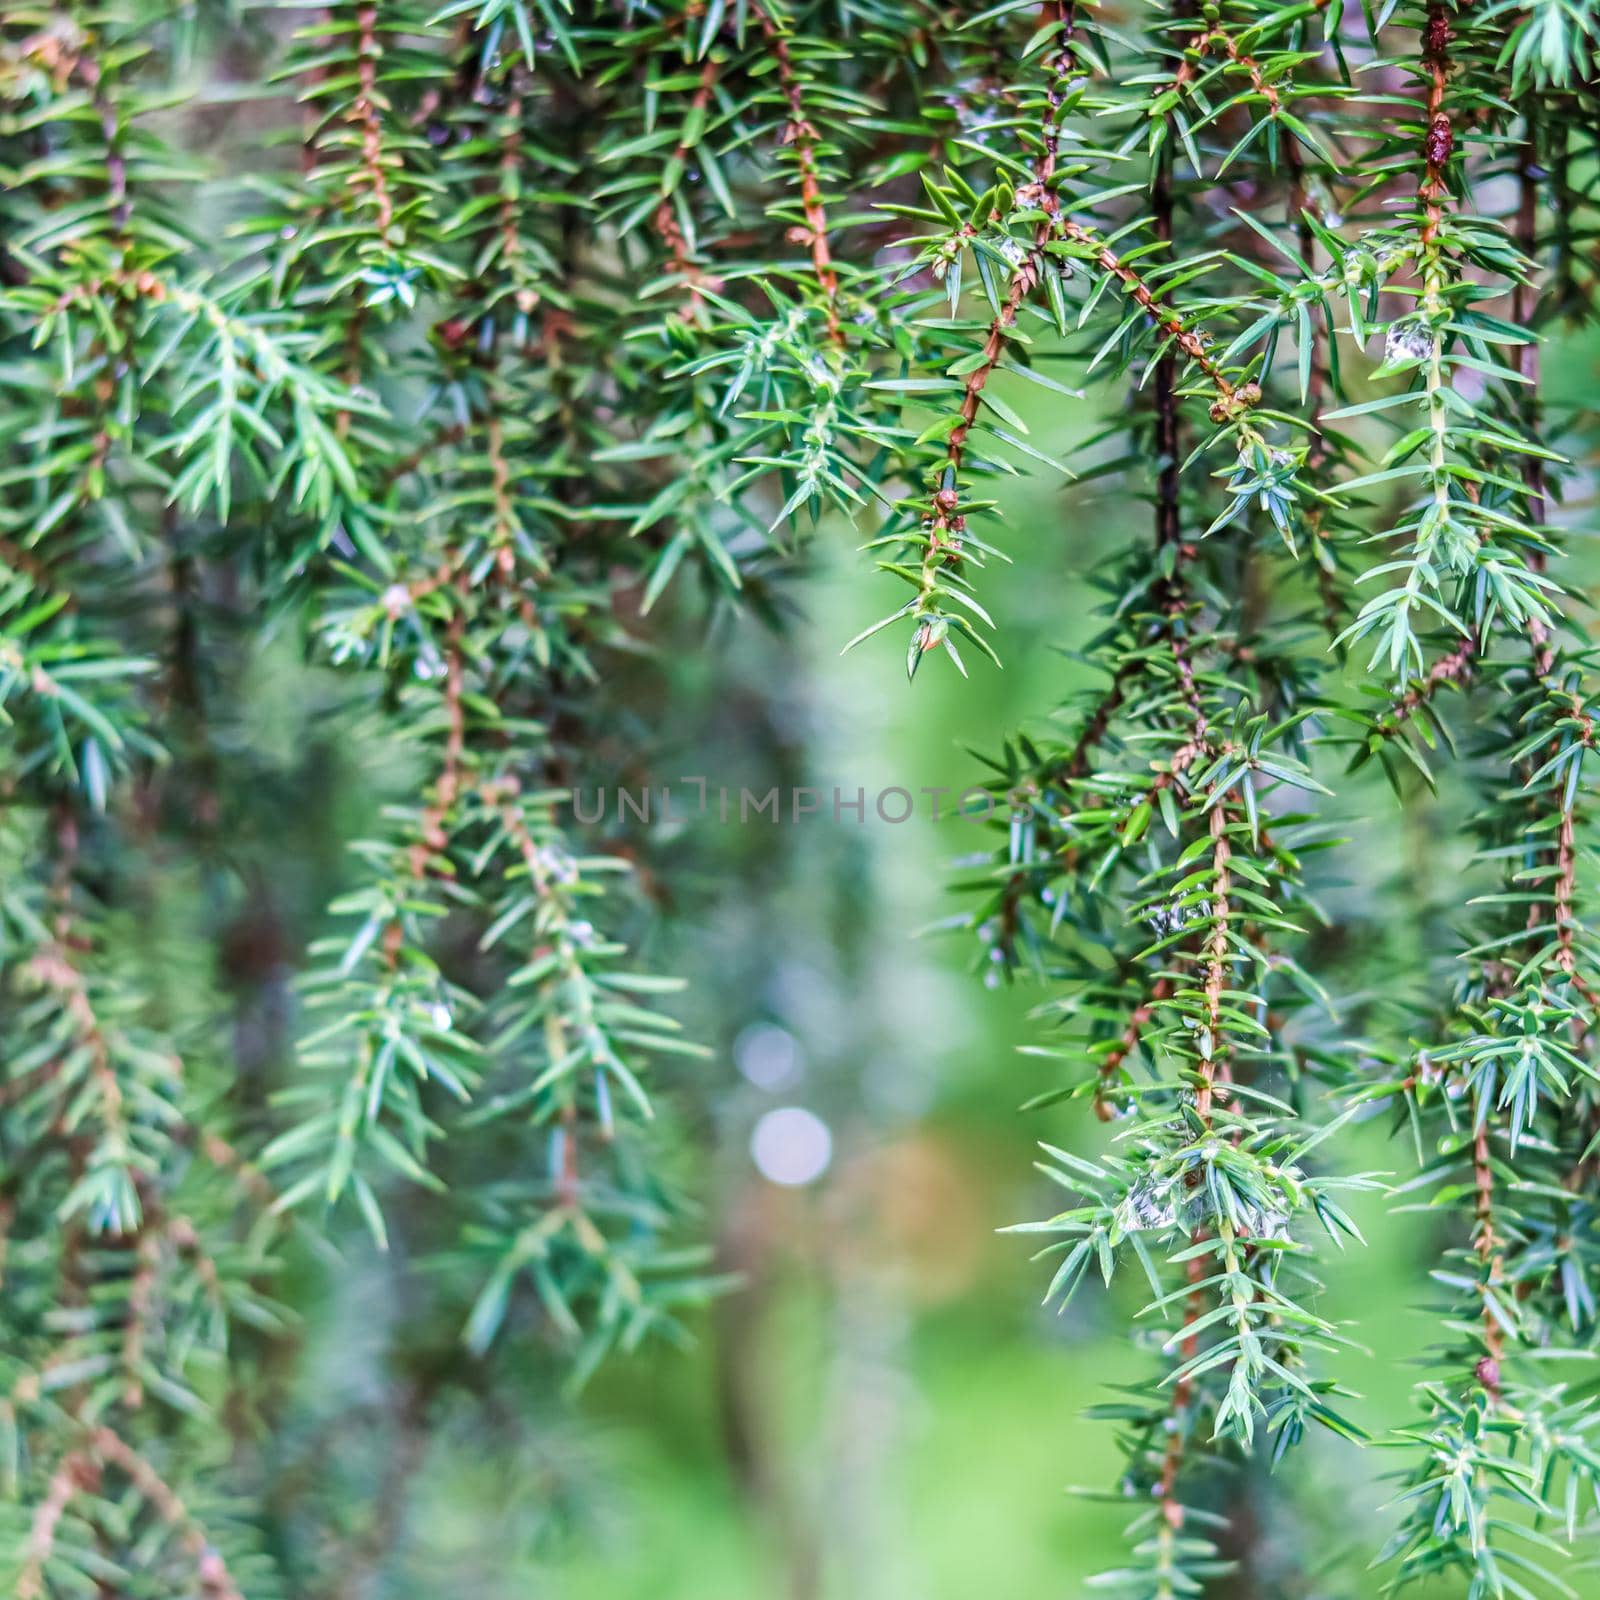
[750, 1106, 832, 1187]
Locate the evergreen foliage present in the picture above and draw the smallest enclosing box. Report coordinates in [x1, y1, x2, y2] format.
[1, 0, 1598, 1594]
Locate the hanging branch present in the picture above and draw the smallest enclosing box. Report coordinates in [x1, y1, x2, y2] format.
[756, 3, 843, 345]
[5, 5, 1600, 1594]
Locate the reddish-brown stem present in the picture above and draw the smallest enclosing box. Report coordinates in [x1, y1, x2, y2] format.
[1382, 631, 1476, 732]
[20, 1429, 245, 1600]
[1165, 24, 1285, 114]
[380, 422, 468, 488]
[932, 262, 1038, 540]
[122, 1228, 159, 1408]
[407, 606, 467, 881]
[909, 258, 1039, 636]
[1035, 2, 1073, 179]
[756, 8, 843, 345]
[923, 6, 1076, 566]
[1196, 804, 1231, 1124]
[1060, 665, 1134, 785]
[185, 1126, 277, 1211]
[486, 417, 516, 549]
[1155, 815, 1236, 1515]
[380, 594, 467, 967]
[483, 779, 589, 1197]
[26, 922, 132, 1176]
[1419, 5, 1452, 253]
[1154, 131, 1191, 601]
[1093, 977, 1173, 1120]
[653, 61, 721, 320]
[350, 6, 394, 236]
[1055, 217, 1237, 406]
[17, 1454, 94, 1600]
[92, 1429, 244, 1599]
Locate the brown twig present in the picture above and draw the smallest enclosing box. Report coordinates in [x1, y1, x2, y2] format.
[122, 1227, 160, 1409]
[349, 6, 394, 236]
[1057, 216, 1240, 410]
[379, 421, 469, 489]
[91, 1428, 244, 1600]
[912, 10, 1085, 632]
[1093, 976, 1173, 1121]
[1380, 630, 1477, 733]
[1555, 807, 1578, 977]
[17, 1453, 95, 1600]
[481, 778, 590, 1200]
[1063, 669, 1131, 782]
[653, 61, 722, 321]
[405, 606, 467, 885]
[184, 1126, 277, 1211]
[931, 258, 1038, 552]
[1418, 5, 1453, 255]
[25, 919, 135, 1185]
[1197, 804, 1232, 1124]
[1165, 23, 1285, 114]
[756, 7, 843, 345]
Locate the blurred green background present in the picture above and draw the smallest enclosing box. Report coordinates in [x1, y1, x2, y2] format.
[18, 19, 1600, 1597]
[479, 371, 1453, 1600]
[221, 307, 1597, 1600]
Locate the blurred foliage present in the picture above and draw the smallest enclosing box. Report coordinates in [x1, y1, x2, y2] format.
[2, 3, 1600, 1598]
